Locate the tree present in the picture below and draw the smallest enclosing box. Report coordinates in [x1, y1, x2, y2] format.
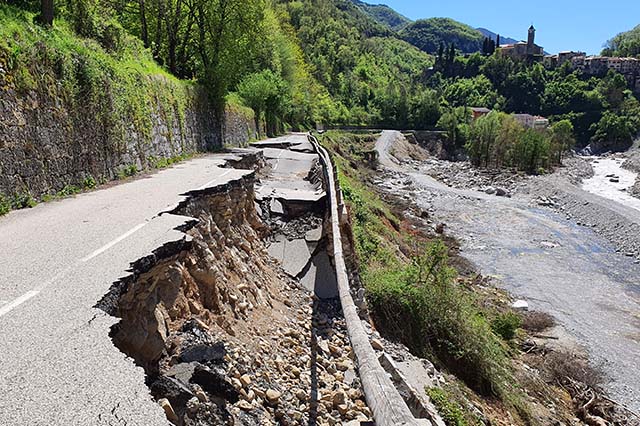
[437, 106, 471, 148]
[237, 70, 290, 136]
[467, 112, 501, 167]
[550, 120, 575, 162]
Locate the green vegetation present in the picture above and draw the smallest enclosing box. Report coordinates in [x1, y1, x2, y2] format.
[400, 18, 484, 54]
[0, 195, 11, 216]
[117, 164, 138, 180]
[464, 112, 576, 174]
[602, 24, 640, 57]
[491, 312, 523, 341]
[426, 387, 474, 426]
[277, 0, 437, 127]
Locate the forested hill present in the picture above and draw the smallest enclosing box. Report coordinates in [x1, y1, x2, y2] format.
[349, 0, 412, 31]
[602, 25, 640, 57]
[278, 0, 436, 127]
[400, 18, 485, 54]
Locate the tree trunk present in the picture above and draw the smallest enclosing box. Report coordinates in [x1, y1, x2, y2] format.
[139, 0, 149, 48]
[40, 0, 54, 26]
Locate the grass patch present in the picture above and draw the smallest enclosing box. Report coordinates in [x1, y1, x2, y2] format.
[426, 387, 473, 426]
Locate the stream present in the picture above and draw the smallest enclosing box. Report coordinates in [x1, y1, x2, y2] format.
[582, 157, 640, 212]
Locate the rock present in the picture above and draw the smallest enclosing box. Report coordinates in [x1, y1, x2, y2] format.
[512, 300, 529, 311]
[240, 374, 252, 388]
[270, 199, 285, 215]
[370, 339, 384, 351]
[236, 400, 254, 411]
[191, 365, 240, 403]
[485, 186, 496, 195]
[158, 398, 179, 425]
[336, 361, 350, 371]
[194, 388, 208, 403]
[332, 390, 347, 407]
[179, 342, 226, 363]
[610, 177, 620, 183]
[266, 389, 282, 405]
[150, 376, 194, 409]
[186, 396, 200, 415]
[495, 187, 508, 197]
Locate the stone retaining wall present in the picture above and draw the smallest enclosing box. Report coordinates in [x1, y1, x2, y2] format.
[0, 82, 255, 200]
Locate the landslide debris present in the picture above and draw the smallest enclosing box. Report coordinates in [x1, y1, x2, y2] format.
[97, 150, 372, 425]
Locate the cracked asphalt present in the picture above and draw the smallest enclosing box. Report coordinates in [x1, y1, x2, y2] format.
[0, 154, 253, 425]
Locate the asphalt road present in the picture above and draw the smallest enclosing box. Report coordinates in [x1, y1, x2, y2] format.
[0, 154, 253, 425]
[376, 130, 640, 412]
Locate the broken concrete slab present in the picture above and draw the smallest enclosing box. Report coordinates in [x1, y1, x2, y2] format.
[268, 237, 312, 278]
[270, 199, 285, 215]
[379, 353, 445, 426]
[299, 251, 338, 299]
[305, 226, 323, 243]
[250, 141, 293, 149]
[282, 238, 312, 277]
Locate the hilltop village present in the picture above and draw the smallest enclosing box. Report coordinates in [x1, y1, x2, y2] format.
[494, 26, 640, 92]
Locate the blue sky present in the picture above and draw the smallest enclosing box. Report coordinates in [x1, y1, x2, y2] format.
[365, 0, 640, 55]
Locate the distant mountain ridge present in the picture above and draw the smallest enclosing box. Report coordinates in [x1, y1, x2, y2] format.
[349, 0, 412, 31]
[476, 28, 519, 46]
[399, 17, 484, 54]
[349, 1, 519, 55]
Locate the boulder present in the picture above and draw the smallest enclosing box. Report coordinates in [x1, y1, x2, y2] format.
[179, 342, 225, 364]
[512, 300, 529, 311]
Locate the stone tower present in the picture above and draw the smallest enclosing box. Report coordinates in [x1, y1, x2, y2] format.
[528, 25, 535, 47]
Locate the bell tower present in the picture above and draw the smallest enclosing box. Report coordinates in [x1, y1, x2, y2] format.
[528, 25, 535, 47]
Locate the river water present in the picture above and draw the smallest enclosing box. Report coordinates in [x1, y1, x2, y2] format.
[582, 157, 640, 212]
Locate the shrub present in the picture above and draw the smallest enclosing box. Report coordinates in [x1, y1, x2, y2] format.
[491, 311, 522, 340]
[11, 192, 36, 209]
[83, 175, 97, 189]
[0, 194, 11, 215]
[543, 351, 604, 390]
[366, 240, 511, 396]
[57, 185, 81, 197]
[118, 164, 138, 179]
[521, 311, 555, 332]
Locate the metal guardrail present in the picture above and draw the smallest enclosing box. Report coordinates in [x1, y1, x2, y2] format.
[308, 133, 428, 426]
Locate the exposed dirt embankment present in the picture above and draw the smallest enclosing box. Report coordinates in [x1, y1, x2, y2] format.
[97, 157, 372, 425]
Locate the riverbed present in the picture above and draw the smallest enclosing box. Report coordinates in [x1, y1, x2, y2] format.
[375, 131, 640, 413]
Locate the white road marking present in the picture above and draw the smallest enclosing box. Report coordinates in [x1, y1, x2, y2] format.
[80, 222, 147, 262]
[0, 291, 40, 318]
[1, 168, 241, 319]
[197, 169, 233, 190]
[272, 149, 285, 171]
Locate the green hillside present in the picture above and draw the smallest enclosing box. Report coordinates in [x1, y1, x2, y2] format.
[277, 0, 435, 127]
[350, 0, 412, 31]
[603, 25, 640, 57]
[400, 17, 484, 54]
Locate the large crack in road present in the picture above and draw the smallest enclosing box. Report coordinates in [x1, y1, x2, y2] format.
[375, 130, 640, 413]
